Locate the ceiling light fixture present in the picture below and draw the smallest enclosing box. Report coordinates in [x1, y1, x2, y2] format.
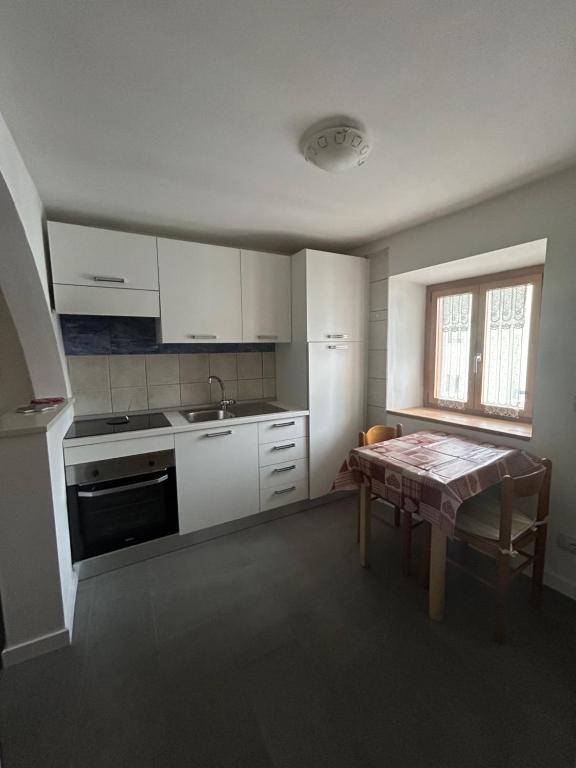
[302, 120, 371, 173]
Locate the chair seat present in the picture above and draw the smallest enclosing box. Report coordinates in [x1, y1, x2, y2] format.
[455, 499, 536, 541]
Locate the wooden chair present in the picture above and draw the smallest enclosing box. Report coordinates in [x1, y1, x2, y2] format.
[357, 424, 403, 536]
[444, 458, 551, 642]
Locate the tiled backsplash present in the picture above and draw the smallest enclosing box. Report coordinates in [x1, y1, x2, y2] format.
[68, 351, 276, 416]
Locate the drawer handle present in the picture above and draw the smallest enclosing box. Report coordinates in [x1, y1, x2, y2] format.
[326, 333, 348, 339]
[204, 429, 233, 438]
[189, 334, 218, 339]
[327, 344, 349, 350]
[92, 275, 126, 284]
[257, 334, 278, 340]
[274, 486, 296, 495]
[272, 443, 296, 451]
[272, 421, 296, 428]
[273, 464, 296, 473]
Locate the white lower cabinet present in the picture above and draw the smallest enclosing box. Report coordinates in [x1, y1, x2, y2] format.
[176, 423, 259, 534]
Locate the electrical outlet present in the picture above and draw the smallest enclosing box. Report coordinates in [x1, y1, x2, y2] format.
[557, 533, 576, 554]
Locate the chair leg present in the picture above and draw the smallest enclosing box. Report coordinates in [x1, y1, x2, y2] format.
[401, 510, 412, 577]
[495, 552, 510, 644]
[356, 500, 360, 544]
[394, 507, 401, 528]
[531, 526, 548, 607]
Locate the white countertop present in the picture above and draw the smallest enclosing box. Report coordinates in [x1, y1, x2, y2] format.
[63, 402, 309, 448]
[0, 399, 75, 439]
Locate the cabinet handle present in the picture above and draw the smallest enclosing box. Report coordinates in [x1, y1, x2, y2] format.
[272, 443, 296, 451]
[204, 429, 233, 438]
[257, 334, 278, 340]
[274, 486, 296, 495]
[326, 333, 348, 339]
[189, 334, 218, 339]
[92, 275, 126, 284]
[272, 421, 296, 428]
[273, 465, 296, 473]
[327, 344, 349, 350]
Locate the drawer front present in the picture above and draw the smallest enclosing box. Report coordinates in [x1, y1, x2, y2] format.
[259, 458, 308, 489]
[258, 437, 308, 467]
[49, 221, 159, 290]
[258, 415, 307, 444]
[54, 284, 160, 318]
[64, 434, 175, 466]
[260, 479, 309, 512]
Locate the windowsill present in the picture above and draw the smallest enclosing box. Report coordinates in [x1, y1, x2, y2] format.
[387, 407, 532, 440]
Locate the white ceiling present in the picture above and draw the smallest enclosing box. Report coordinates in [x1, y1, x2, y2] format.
[1, 1, 575, 254]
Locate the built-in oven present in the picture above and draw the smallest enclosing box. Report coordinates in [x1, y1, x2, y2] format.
[66, 450, 178, 561]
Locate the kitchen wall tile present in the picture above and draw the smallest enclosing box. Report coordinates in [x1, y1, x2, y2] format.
[262, 378, 276, 398]
[209, 379, 237, 403]
[111, 387, 148, 412]
[369, 249, 389, 283]
[109, 355, 146, 388]
[237, 379, 263, 400]
[74, 389, 112, 416]
[368, 351, 387, 380]
[68, 356, 110, 391]
[147, 384, 181, 409]
[146, 354, 179, 385]
[209, 353, 237, 380]
[369, 320, 387, 351]
[237, 352, 262, 380]
[262, 351, 275, 379]
[370, 279, 388, 311]
[367, 377, 387, 408]
[179, 354, 209, 383]
[180, 383, 210, 406]
[370, 310, 387, 323]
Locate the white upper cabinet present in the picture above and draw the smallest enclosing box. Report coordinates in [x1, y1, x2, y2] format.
[48, 222, 160, 317]
[158, 239, 242, 343]
[240, 250, 291, 343]
[49, 222, 159, 290]
[292, 249, 368, 342]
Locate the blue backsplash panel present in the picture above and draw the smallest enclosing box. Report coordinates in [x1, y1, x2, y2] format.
[60, 316, 274, 355]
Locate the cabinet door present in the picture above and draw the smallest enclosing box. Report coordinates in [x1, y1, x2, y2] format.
[158, 239, 242, 343]
[241, 250, 291, 342]
[308, 341, 366, 498]
[176, 423, 259, 534]
[306, 250, 368, 342]
[48, 222, 158, 290]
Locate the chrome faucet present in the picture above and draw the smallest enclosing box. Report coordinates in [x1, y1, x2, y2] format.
[208, 375, 236, 412]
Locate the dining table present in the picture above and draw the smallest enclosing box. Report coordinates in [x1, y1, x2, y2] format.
[333, 430, 543, 621]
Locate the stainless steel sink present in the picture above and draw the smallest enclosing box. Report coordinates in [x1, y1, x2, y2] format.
[180, 409, 234, 423]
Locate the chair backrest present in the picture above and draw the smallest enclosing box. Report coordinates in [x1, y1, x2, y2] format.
[500, 458, 552, 545]
[359, 423, 403, 447]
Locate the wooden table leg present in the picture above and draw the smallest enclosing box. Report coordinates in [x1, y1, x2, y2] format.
[359, 483, 371, 568]
[429, 526, 447, 621]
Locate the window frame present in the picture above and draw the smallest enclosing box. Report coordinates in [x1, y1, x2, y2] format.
[424, 266, 543, 423]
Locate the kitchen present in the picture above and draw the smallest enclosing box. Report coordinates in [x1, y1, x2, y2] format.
[1, 2, 575, 766]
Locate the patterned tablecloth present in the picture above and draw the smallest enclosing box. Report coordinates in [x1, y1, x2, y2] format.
[333, 431, 542, 535]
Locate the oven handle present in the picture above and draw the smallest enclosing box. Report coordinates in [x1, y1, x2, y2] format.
[78, 473, 169, 498]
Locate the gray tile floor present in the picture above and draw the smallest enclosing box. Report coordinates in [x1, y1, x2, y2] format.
[1, 497, 575, 767]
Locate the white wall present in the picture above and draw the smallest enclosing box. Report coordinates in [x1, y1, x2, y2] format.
[0, 109, 70, 401]
[0, 285, 32, 413]
[0, 406, 76, 665]
[356, 164, 576, 600]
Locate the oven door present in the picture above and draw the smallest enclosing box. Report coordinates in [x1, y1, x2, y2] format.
[68, 466, 178, 560]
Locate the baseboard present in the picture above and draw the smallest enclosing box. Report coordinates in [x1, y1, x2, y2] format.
[543, 570, 576, 601]
[1, 627, 71, 668]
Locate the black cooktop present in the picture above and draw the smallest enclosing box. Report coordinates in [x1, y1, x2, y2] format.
[65, 413, 171, 439]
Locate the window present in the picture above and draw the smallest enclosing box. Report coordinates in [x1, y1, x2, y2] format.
[424, 267, 543, 421]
